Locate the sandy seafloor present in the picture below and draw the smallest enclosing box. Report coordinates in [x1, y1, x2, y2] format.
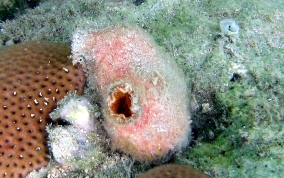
[0, 0, 283, 177]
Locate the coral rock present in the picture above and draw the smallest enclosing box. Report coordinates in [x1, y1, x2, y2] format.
[72, 25, 191, 162]
[0, 41, 86, 177]
[57, 96, 95, 132]
[137, 164, 211, 178]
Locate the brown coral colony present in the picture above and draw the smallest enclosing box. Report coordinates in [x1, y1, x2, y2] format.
[0, 41, 86, 177]
[137, 164, 211, 178]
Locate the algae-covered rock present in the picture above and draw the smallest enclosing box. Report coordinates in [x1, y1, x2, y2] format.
[0, 0, 17, 20]
[0, 0, 40, 21]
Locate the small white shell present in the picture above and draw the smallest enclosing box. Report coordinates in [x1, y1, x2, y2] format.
[220, 19, 240, 35]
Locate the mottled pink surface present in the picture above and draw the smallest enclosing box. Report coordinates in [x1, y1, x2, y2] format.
[72, 25, 191, 162]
